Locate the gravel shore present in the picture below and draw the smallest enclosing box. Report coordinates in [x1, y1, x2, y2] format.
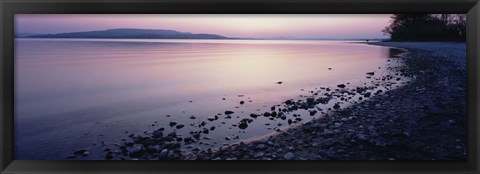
[369, 42, 466, 70]
[92, 41, 466, 161]
[193, 42, 467, 160]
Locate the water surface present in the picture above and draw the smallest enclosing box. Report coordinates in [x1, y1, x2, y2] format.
[15, 39, 399, 160]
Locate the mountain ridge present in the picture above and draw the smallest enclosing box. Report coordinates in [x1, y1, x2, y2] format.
[20, 28, 231, 39]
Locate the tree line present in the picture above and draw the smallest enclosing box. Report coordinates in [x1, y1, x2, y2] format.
[382, 14, 466, 42]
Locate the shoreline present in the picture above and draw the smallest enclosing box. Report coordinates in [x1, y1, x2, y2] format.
[87, 41, 467, 160]
[194, 41, 467, 160]
[367, 41, 466, 70]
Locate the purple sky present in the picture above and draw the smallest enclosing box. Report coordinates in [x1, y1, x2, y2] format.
[15, 14, 392, 39]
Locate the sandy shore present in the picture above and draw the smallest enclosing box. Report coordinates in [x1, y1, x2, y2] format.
[193, 41, 467, 160]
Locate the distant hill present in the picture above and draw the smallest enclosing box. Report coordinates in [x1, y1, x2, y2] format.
[15, 33, 46, 37]
[21, 28, 230, 39]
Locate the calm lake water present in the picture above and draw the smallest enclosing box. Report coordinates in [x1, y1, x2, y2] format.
[14, 38, 400, 160]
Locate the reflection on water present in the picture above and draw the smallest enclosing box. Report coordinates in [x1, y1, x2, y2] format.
[15, 39, 396, 160]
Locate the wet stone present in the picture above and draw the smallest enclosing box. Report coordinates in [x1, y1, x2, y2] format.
[271, 111, 277, 117]
[333, 103, 341, 110]
[203, 128, 210, 134]
[283, 152, 295, 160]
[260, 112, 270, 117]
[73, 149, 88, 156]
[159, 149, 169, 158]
[285, 100, 293, 105]
[127, 144, 144, 158]
[356, 134, 368, 142]
[256, 144, 266, 150]
[323, 138, 336, 146]
[254, 152, 265, 158]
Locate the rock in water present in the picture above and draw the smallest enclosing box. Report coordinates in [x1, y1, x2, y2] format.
[238, 122, 248, 130]
[240, 101, 245, 105]
[202, 128, 210, 134]
[152, 130, 163, 138]
[366, 72, 375, 75]
[169, 122, 177, 127]
[285, 100, 293, 105]
[333, 103, 341, 110]
[284, 152, 295, 160]
[225, 111, 234, 115]
[363, 92, 371, 98]
[192, 132, 201, 139]
[277, 81, 283, 84]
[176, 124, 185, 129]
[271, 111, 277, 117]
[337, 84, 346, 88]
[184, 137, 194, 144]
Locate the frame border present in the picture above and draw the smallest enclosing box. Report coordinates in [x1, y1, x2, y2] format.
[1, 0, 479, 173]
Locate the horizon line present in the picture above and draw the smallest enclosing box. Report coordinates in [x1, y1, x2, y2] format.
[15, 27, 388, 41]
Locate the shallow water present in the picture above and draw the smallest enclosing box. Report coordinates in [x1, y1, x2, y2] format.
[14, 38, 400, 160]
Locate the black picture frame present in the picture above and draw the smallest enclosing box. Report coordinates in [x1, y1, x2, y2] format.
[1, 0, 479, 173]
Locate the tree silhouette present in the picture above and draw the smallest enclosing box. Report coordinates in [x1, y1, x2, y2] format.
[383, 14, 466, 41]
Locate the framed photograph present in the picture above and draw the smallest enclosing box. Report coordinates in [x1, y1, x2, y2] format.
[1, 0, 479, 173]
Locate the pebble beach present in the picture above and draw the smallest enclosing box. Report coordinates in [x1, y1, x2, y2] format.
[196, 42, 467, 160]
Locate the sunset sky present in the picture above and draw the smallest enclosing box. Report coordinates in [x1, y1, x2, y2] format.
[15, 14, 392, 39]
